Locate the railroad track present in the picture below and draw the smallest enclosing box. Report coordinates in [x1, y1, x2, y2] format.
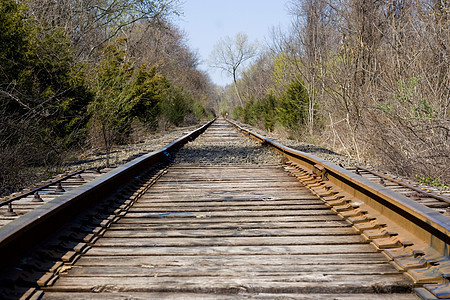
[0, 125, 200, 228]
[347, 167, 450, 215]
[0, 118, 448, 299]
[0, 169, 109, 227]
[231, 121, 450, 215]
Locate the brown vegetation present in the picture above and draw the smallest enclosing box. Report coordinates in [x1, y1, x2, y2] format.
[223, 0, 449, 185]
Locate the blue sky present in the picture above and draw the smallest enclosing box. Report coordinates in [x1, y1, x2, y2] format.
[176, 1, 292, 87]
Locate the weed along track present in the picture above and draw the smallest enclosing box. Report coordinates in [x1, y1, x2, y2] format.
[0, 118, 448, 299]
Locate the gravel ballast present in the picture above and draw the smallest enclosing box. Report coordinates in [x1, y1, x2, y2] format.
[224, 120, 363, 168]
[174, 119, 283, 165]
[66, 124, 202, 171]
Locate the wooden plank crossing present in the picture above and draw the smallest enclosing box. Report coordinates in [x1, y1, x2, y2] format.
[41, 120, 415, 299]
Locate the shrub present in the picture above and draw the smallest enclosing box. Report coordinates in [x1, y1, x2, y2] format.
[276, 79, 310, 131]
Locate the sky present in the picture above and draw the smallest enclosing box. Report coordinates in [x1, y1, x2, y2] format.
[176, 0, 292, 87]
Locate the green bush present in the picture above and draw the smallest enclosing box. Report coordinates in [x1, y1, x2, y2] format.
[276, 79, 309, 130]
[160, 87, 191, 126]
[232, 106, 243, 120]
[259, 94, 276, 131]
[90, 38, 206, 149]
[238, 96, 275, 131]
[131, 65, 170, 129]
[192, 100, 207, 120]
[1, 0, 92, 149]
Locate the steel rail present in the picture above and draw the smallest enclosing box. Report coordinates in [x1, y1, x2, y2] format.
[0, 118, 215, 262]
[0, 169, 85, 207]
[356, 166, 450, 204]
[6, 117, 422, 300]
[226, 119, 449, 257]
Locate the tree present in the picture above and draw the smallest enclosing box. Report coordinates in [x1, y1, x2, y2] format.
[1, 0, 92, 147]
[89, 39, 172, 165]
[231, 0, 449, 183]
[0, 0, 93, 194]
[276, 79, 310, 132]
[291, 0, 333, 135]
[0, 0, 214, 197]
[25, 0, 182, 61]
[209, 32, 258, 106]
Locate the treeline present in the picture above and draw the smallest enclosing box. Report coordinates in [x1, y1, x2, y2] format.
[224, 0, 449, 184]
[0, 0, 214, 194]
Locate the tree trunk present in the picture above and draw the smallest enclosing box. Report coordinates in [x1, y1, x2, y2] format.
[233, 69, 243, 106]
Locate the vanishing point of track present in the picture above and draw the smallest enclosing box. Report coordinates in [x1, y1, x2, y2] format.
[0, 118, 449, 299]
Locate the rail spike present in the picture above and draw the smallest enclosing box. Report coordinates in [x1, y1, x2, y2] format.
[55, 182, 65, 193]
[32, 192, 43, 202]
[4, 203, 17, 216]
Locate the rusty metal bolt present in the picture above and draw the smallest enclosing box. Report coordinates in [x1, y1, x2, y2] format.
[55, 182, 65, 193]
[32, 192, 43, 202]
[5, 203, 17, 216]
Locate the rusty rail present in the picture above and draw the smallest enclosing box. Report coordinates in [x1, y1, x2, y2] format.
[227, 119, 450, 297]
[356, 166, 450, 204]
[0, 118, 215, 262]
[0, 169, 85, 208]
[226, 119, 449, 256]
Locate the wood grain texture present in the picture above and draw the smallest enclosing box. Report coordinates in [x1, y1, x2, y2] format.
[42, 120, 414, 299]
